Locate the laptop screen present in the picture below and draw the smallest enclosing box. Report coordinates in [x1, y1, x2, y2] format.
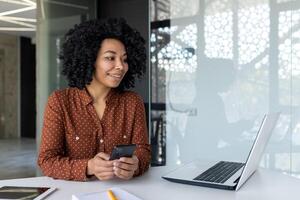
[236, 112, 280, 190]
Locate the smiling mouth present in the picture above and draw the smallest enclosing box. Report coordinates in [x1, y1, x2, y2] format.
[108, 73, 123, 79]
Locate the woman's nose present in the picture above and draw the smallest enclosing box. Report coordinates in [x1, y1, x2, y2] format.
[116, 58, 125, 70]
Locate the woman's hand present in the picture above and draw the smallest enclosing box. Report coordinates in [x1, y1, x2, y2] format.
[87, 152, 114, 181]
[113, 155, 139, 180]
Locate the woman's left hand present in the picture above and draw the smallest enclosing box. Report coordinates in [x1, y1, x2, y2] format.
[113, 155, 139, 180]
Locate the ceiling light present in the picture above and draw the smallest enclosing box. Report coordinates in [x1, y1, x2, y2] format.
[0, 6, 36, 17]
[21, 0, 36, 6]
[0, 16, 36, 22]
[0, 18, 35, 28]
[0, 0, 36, 33]
[0, 0, 33, 6]
[0, 27, 35, 31]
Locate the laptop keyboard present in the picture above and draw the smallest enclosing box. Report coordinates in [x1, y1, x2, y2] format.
[193, 161, 244, 183]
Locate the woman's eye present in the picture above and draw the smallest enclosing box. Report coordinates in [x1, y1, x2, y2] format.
[105, 57, 115, 61]
[123, 59, 128, 63]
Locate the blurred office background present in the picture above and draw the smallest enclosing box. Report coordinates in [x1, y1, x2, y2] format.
[0, 0, 300, 180]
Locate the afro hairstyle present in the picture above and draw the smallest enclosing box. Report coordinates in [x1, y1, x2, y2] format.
[60, 18, 146, 90]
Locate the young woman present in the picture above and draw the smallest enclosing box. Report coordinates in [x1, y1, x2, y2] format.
[38, 18, 150, 181]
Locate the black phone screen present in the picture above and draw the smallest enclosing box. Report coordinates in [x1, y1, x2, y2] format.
[109, 144, 136, 160]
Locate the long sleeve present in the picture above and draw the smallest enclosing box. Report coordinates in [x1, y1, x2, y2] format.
[132, 96, 151, 176]
[37, 92, 89, 181]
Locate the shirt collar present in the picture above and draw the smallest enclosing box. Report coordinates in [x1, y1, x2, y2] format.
[78, 87, 93, 106]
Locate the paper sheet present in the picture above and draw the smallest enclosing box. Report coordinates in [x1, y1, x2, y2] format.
[72, 187, 142, 200]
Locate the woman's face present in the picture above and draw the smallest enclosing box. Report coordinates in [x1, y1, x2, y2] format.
[92, 38, 128, 89]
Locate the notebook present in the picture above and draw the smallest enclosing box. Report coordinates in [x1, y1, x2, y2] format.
[0, 186, 56, 200]
[72, 187, 142, 200]
[162, 112, 280, 190]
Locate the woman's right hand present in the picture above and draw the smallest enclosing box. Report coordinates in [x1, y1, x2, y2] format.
[87, 152, 114, 181]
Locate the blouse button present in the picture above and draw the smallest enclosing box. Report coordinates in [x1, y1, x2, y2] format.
[100, 139, 104, 143]
[75, 136, 79, 141]
[123, 135, 127, 139]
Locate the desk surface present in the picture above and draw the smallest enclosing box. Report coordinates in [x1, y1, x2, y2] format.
[0, 166, 299, 199]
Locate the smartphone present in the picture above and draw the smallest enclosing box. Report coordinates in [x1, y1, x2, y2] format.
[109, 144, 136, 160]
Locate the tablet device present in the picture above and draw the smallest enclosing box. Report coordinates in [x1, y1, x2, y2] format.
[0, 186, 56, 200]
[109, 144, 136, 160]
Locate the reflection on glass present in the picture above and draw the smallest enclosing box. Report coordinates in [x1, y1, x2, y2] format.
[205, 3, 233, 59]
[151, 0, 300, 178]
[181, 58, 255, 163]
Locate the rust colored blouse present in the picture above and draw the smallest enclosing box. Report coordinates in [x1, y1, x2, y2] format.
[38, 87, 151, 181]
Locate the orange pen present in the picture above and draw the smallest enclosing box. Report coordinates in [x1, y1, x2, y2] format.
[107, 189, 118, 200]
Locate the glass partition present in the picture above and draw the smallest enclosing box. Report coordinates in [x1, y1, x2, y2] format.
[36, 0, 97, 174]
[150, 0, 300, 178]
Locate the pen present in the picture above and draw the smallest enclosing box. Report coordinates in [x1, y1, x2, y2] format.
[107, 189, 118, 200]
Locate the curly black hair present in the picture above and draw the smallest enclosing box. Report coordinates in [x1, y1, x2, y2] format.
[60, 18, 146, 90]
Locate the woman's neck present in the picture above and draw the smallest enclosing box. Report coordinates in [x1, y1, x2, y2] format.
[86, 84, 111, 104]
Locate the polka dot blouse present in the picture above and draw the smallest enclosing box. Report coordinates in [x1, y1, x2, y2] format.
[37, 87, 151, 181]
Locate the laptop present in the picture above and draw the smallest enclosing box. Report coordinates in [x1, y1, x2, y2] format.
[162, 112, 280, 190]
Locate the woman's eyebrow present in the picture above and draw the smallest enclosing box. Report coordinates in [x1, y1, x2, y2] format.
[104, 50, 116, 54]
[104, 50, 127, 56]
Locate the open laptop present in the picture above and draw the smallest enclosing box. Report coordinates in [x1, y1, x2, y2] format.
[162, 112, 280, 191]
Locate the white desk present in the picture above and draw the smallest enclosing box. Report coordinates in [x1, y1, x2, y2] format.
[0, 166, 299, 199]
